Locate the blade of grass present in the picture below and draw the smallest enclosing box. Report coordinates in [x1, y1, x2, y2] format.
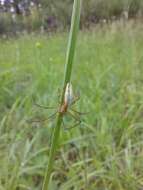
[42, 0, 82, 189]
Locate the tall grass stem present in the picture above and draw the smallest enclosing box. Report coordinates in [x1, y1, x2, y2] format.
[42, 0, 81, 189]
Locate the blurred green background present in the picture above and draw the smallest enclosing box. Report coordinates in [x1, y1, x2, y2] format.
[1, 0, 143, 35]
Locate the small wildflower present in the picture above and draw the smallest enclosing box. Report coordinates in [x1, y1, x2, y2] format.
[35, 42, 42, 49]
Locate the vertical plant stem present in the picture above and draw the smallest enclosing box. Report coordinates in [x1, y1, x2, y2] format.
[42, 1, 81, 190]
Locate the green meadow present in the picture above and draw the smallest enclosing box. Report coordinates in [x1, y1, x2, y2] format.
[1, 21, 143, 189]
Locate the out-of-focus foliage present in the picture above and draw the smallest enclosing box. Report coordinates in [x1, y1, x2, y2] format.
[1, 21, 143, 189]
[0, 0, 143, 35]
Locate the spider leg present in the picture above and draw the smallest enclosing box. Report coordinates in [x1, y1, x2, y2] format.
[64, 119, 81, 130]
[68, 110, 81, 121]
[71, 108, 89, 115]
[47, 111, 58, 119]
[61, 118, 66, 130]
[27, 111, 58, 124]
[71, 95, 80, 105]
[34, 103, 56, 110]
[27, 117, 49, 124]
[63, 111, 81, 130]
[32, 96, 56, 109]
[57, 88, 61, 101]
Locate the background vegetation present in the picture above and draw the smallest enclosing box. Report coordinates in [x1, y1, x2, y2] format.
[1, 21, 143, 189]
[1, 0, 143, 35]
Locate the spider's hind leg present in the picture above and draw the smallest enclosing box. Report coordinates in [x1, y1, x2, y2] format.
[71, 108, 89, 115]
[27, 111, 58, 124]
[63, 111, 82, 130]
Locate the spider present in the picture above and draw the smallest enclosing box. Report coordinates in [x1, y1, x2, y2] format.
[31, 83, 86, 129]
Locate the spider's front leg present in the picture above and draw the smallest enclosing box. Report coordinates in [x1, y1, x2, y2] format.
[71, 93, 80, 106]
[34, 103, 56, 110]
[32, 96, 56, 110]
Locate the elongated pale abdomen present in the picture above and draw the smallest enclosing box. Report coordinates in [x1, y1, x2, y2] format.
[64, 83, 74, 106]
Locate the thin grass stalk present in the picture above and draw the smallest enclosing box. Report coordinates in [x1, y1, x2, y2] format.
[42, 0, 81, 189]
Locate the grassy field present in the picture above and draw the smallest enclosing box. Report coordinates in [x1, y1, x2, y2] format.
[1, 21, 143, 190]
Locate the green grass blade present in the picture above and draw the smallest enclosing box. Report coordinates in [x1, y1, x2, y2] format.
[42, 1, 81, 190]
[63, 0, 82, 87]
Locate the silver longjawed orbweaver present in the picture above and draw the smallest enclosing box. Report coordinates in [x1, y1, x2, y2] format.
[31, 83, 87, 130]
